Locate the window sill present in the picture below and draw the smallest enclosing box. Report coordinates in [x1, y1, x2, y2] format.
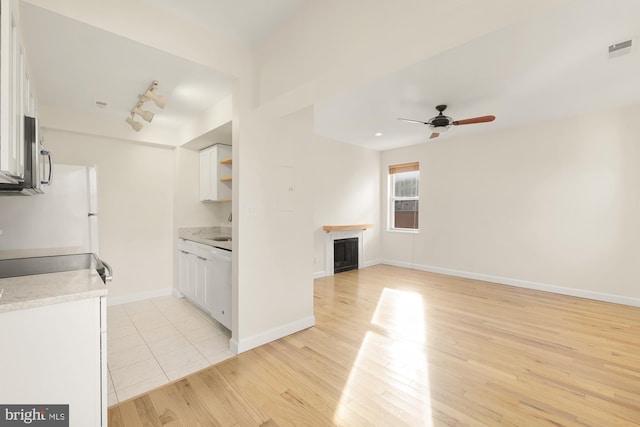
[387, 228, 419, 234]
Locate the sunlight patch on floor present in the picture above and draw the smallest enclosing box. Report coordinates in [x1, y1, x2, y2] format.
[334, 288, 433, 426]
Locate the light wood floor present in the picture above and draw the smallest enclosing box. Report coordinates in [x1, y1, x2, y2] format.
[108, 265, 640, 426]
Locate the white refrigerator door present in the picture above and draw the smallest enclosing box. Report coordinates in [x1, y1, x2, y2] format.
[87, 165, 99, 255]
[0, 164, 97, 252]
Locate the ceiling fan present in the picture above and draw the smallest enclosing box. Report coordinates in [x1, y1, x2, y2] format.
[398, 105, 495, 139]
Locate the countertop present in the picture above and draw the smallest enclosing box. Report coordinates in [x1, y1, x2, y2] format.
[0, 247, 107, 314]
[178, 226, 232, 251]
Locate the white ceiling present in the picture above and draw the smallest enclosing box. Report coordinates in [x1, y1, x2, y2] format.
[143, 0, 309, 46]
[18, 0, 308, 143]
[18, 0, 640, 151]
[314, 0, 640, 151]
[19, 1, 233, 132]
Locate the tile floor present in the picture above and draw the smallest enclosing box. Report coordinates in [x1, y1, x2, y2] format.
[106, 296, 234, 405]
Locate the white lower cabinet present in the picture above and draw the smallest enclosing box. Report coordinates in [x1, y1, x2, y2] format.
[194, 255, 208, 307]
[177, 239, 231, 329]
[0, 296, 106, 426]
[178, 248, 191, 298]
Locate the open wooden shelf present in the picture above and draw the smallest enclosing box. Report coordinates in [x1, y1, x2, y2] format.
[220, 158, 232, 165]
[220, 177, 232, 182]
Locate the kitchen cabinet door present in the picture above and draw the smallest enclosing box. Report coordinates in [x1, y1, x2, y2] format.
[199, 144, 231, 202]
[0, 0, 22, 179]
[178, 250, 197, 301]
[199, 148, 212, 201]
[0, 297, 105, 426]
[178, 249, 190, 298]
[194, 255, 208, 311]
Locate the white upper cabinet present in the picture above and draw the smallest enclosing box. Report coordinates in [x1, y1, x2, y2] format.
[199, 144, 232, 202]
[1, 0, 34, 182]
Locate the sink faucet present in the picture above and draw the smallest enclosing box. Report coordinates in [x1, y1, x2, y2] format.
[228, 212, 232, 223]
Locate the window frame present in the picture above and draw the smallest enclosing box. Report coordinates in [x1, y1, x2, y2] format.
[388, 162, 420, 233]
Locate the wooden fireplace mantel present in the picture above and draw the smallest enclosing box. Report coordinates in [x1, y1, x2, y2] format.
[323, 224, 374, 233]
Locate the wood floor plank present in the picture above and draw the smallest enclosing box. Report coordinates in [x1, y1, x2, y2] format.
[109, 264, 640, 426]
[107, 405, 125, 427]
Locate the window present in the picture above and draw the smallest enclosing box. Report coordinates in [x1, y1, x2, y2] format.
[389, 162, 419, 231]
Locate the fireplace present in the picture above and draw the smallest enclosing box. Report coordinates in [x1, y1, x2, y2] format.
[333, 238, 359, 274]
[323, 225, 372, 276]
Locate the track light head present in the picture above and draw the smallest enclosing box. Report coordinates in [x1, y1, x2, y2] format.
[125, 115, 143, 132]
[133, 105, 154, 123]
[143, 92, 167, 109]
[126, 81, 165, 131]
[143, 81, 167, 109]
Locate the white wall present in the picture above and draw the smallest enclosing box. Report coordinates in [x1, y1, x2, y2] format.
[381, 104, 640, 304]
[43, 129, 175, 302]
[232, 103, 315, 353]
[311, 136, 381, 276]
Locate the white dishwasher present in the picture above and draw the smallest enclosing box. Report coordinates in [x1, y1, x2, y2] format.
[205, 246, 232, 329]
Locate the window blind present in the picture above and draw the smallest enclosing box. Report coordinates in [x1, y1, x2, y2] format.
[389, 162, 419, 175]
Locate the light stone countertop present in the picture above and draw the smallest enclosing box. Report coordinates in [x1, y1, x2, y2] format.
[178, 226, 232, 251]
[0, 247, 107, 314]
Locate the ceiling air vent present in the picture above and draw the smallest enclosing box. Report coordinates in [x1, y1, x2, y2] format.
[609, 39, 632, 58]
[95, 100, 109, 109]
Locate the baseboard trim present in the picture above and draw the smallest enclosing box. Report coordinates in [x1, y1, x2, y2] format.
[107, 287, 174, 306]
[364, 259, 382, 268]
[313, 259, 382, 280]
[230, 315, 316, 354]
[313, 271, 326, 279]
[382, 259, 640, 307]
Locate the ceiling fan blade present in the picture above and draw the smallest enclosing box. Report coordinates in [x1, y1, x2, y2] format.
[429, 132, 440, 139]
[452, 115, 495, 125]
[398, 118, 429, 125]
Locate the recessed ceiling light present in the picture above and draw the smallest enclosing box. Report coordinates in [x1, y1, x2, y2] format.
[375, 132, 383, 137]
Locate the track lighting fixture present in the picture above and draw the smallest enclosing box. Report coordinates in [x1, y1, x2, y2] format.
[133, 104, 154, 123]
[125, 115, 143, 132]
[142, 81, 167, 109]
[124, 80, 167, 131]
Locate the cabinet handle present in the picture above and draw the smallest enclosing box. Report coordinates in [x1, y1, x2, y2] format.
[40, 148, 53, 185]
[179, 250, 189, 254]
[197, 256, 207, 261]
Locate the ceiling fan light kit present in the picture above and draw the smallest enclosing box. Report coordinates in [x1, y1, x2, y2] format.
[398, 104, 495, 140]
[125, 80, 167, 132]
